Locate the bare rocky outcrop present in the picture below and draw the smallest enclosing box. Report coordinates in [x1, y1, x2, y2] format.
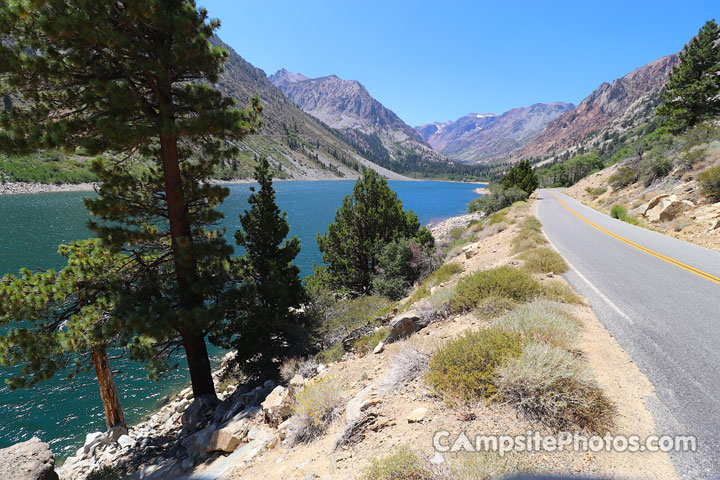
[0, 437, 59, 480]
[641, 194, 694, 223]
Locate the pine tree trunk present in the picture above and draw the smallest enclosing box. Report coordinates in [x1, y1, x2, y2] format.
[91, 346, 126, 429]
[159, 132, 217, 399]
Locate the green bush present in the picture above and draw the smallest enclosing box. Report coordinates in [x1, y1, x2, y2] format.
[585, 186, 607, 197]
[608, 166, 637, 189]
[308, 292, 391, 346]
[473, 295, 517, 319]
[497, 343, 615, 432]
[362, 446, 435, 480]
[450, 266, 542, 313]
[519, 247, 568, 274]
[610, 205, 640, 225]
[403, 262, 463, 307]
[353, 327, 389, 355]
[316, 342, 344, 363]
[492, 301, 578, 349]
[373, 238, 433, 300]
[698, 166, 720, 202]
[468, 184, 528, 215]
[610, 205, 626, 219]
[541, 281, 584, 304]
[428, 328, 523, 402]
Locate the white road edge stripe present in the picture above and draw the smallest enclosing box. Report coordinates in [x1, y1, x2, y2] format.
[535, 195, 634, 325]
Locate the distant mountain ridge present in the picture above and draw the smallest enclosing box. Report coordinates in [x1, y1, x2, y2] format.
[518, 54, 679, 162]
[415, 103, 574, 164]
[269, 69, 452, 173]
[210, 38, 408, 180]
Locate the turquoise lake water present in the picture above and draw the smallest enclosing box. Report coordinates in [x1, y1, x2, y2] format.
[0, 180, 481, 456]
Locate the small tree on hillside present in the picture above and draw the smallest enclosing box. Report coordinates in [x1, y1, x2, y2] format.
[212, 158, 308, 380]
[501, 159, 538, 196]
[657, 19, 720, 132]
[316, 169, 434, 294]
[0, 240, 133, 429]
[0, 1, 262, 398]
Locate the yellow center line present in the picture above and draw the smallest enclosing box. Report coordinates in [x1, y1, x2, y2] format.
[549, 192, 720, 286]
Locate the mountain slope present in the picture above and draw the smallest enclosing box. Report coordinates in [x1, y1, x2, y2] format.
[519, 54, 679, 162]
[269, 69, 452, 175]
[416, 103, 573, 164]
[209, 38, 408, 180]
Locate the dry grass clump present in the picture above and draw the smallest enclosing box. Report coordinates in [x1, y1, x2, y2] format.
[280, 356, 320, 382]
[450, 266, 542, 313]
[492, 301, 578, 349]
[497, 343, 615, 432]
[519, 247, 568, 274]
[287, 376, 343, 444]
[443, 452, 533, 480]
[353, 327, 389, 355]
[380, 344, 430, 392]
[510, 216, 547, 254]
[541, 281, 584, 304]
[362, 445, 436, 480]
[473, 295, 517, 319]
[427, 328, 522, 402]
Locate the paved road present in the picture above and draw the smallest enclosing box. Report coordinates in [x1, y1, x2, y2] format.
[535, 189, 720, 480]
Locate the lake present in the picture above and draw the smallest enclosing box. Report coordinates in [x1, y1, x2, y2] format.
[0, 180, 481, 455]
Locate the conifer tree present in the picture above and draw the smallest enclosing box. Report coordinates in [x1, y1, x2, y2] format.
[657, 20, 720, 132]
[316, 169, 434, 294]
[0, 1, 262, 397]
[501, 159, 538, 197]
[0, 240, 132, 429]
[213, 157, 307, 379]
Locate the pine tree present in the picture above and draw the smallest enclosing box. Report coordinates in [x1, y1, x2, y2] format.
[501, 159, 538, 196]
[316, 169, 434, 294]
[0, 240, 132, 429]
[212, 157, 307, 380]
[0, 1, 262, 398]
[657, 20, 720, 132]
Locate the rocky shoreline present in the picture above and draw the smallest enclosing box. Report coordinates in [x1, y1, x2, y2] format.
[0, 182, 98, 196]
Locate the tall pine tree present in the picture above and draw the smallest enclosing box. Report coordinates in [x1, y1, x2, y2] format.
[212, 157, 307, 380]
[0, 1, 262, 397]
[316, 169, 434, 294]
[657, 20, 720, 132]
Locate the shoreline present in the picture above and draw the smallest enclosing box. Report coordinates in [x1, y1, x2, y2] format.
[0, 178, 487, 196]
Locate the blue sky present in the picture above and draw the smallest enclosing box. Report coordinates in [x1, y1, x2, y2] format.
[199, 1, 718, 126]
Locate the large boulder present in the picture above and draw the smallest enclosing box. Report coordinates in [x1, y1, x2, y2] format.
[642, 194, 694, 223]
[261, 375, 304, 426]
[0, 437, 59, 480]
[385, 311, 431, 344]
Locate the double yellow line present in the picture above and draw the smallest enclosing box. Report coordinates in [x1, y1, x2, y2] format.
[550, 192, 720, 286]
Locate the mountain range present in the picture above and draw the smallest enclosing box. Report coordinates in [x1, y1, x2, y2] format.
[415, 103, 574, 163]
[517, 54, 679, 162]
[210, 38, 408, 180]
[269, 69, 452, 174]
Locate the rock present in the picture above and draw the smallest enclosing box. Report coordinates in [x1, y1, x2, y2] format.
[117, 434, 136, 449]
[373, 341, 385, 354]
[385, 311, 431, 344]
[181, 425, 215, 459]
[208, 428, 242, 453]
[0, 437, 59, 480]
[346, 384, 378, 423]
[642, 194, 694, 223]
[430, 452, 445, 465]
[407, 407, 428, 423]
[101, 425, 128, 445]
[182, 394, 222, 435]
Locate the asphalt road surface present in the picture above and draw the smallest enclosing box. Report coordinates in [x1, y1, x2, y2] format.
[535, 189, 720, 480]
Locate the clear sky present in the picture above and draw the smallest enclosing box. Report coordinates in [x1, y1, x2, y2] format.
[198, 1, 718, 126]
